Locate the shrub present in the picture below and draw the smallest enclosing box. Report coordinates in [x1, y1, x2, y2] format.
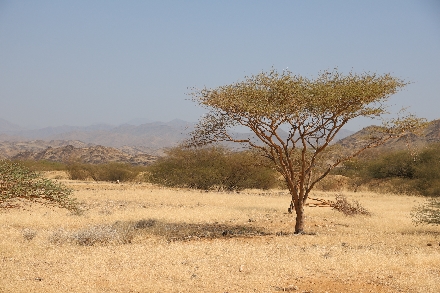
[12, 160, 67, 172]
[72, 222, 136, 245]
[66, 162, 144, 182]
[0, 160, 79, 213]
[66, 163, 93, 180]
[411, 145, 440, 196]
[367, 151, 415, 179]
[335, 143, 440, 196]
[411, 197, 440, 225]
[22, 228, 38, 241]
[147, 146, 279, 190]
[49, 220, 155, 246]
[314, 175, 349, 192]
[48, 219, 269, 245]
[331, 194, 371, 216]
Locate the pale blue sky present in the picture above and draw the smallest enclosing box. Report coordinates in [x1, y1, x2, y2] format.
[1, 1, 439, 130]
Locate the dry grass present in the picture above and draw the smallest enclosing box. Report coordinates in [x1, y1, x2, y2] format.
[1, 179, 439, 292]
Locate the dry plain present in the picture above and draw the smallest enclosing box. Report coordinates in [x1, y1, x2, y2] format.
[1, 173, 439, 293]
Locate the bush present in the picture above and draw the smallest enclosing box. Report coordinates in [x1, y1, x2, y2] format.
[0, 160, 79, 212]
[12, 160, 67, 172]
[411, 197, 440, 225]
[331, 194, 371, 216]
[49, 220, 152, 246]
[66, 162, 144, 182]
[66, 163, 93, 180]
[147, 146, 279, 190]
[367, 151, 415, 179]
[48, 219, 269, 245]
[335, 143, 440, 196]
[411, 146, 440, 196]
[49, 223, 135, 246]
[22, 228, 38, 241]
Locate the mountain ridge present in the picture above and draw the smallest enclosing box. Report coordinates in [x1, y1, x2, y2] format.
[0, 120, 193, 150]
[10, 144, 157, 166]
[336, 119, 440, 150]
[2, 118, 438, 166]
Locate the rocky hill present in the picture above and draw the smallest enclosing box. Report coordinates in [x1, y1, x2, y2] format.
[0, 140, 92, 160]
[10, 144, 157, 166]
[3, 118, 437, 166]
[336, 119, 440, 151]
[0, 119, 192, 162]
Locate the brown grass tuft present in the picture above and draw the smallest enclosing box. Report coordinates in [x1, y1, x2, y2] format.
[21, 228, 37, 241]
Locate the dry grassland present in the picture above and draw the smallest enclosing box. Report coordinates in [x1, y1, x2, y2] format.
[1, 174, 440, 292]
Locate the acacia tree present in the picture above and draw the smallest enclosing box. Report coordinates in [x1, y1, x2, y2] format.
[186, 69, 424, 234]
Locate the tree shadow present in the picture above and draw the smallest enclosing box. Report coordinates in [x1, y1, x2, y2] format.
[130, 219, 271, 241]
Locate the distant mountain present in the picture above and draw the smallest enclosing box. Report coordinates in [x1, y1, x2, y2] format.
[11, 144, 157, 166]
[14, 124, 115, 139]
[334, 129, 356, 142]
[0, 118, 360, 154]
[0, 118, 24, 132]
[48, 121, 194, 149]
[0, 119, 193, 150]
[0, 140, 92, 160]
[124, 118, 154, 125]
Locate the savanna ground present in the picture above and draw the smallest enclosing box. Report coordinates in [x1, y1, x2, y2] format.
[1, 171, 439, 293]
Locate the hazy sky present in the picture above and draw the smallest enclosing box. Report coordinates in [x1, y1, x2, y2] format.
[1, 1, 439, 130]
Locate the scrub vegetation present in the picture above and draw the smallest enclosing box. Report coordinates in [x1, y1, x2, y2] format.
[147, 146, 280, 191]
[0, 160, 79, 213]
[335, 143, 440, 197]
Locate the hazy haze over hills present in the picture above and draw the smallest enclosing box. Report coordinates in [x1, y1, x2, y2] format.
[0, 118, 24, 132]
[0, 119, 195, 151]
[0, 118, 355, 150]
[0, 118, 438, 165]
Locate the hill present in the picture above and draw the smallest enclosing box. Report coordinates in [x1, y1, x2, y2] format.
[10, 144, 157, 166]
[0, 140, 92, 160]
[336, 119, 440, 151]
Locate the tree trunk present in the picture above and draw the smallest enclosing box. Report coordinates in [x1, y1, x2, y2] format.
[294, 201, 305, 234]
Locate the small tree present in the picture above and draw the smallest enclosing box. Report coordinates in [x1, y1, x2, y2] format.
[0, 160, 79, 213]
[186, 69, 424, 234]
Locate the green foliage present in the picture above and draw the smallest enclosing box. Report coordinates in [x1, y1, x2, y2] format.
[66, 163, 93, 180]
[0, 160, 79, 212]
[411, 197, 440, 225]
[411, 146, 440, 196]
[66, 162, 145, 182]
[367, 151, 415, 179]
[12, 159, 67, 172]
[147, 146, 279, 191]
[192, 69, 407, 120]
[336, 143, 440, 196]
